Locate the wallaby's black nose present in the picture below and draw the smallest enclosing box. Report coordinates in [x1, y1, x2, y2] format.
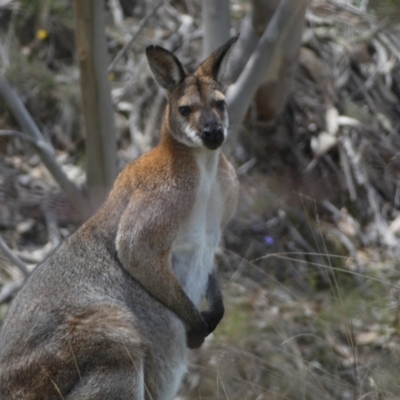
[201, 125, 224, 150]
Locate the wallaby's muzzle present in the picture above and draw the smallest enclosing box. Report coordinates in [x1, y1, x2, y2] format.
[201, 124, 224, 150]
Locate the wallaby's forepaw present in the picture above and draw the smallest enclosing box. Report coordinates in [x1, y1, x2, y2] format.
[201, 308, 224, 335]
[186, 309, 225, 349]
[186, 321, 208, 349]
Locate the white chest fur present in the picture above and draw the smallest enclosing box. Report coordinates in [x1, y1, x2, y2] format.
[172, 150, 223, 306]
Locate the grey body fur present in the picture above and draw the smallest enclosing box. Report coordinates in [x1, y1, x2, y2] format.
[0, 36, 239, 400]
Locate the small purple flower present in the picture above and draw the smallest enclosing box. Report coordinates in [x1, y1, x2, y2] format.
[263, 236, 274, 245]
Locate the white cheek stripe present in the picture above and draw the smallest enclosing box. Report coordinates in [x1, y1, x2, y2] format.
[183, 126, 202, 146]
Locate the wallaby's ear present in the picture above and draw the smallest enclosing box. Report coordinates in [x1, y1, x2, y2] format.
[146, 45, 187, 91]
[195, 34, 239, 83]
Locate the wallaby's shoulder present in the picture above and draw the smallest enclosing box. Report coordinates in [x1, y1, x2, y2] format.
[113, 138, 199, 197]
[79, 138, 200, 246]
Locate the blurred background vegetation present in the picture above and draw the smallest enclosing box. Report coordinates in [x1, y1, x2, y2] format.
[1, 0, 400, 399]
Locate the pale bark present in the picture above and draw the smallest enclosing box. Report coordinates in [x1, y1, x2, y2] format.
[225, 0, 307, 149]
[227, 11, 259, 83]
[202, 0, 230, 59]
[74, 0, 117, 212]
[253, 0, 307, 121]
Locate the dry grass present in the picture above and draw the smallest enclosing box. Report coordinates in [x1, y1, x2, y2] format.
[178, 248, 400, 399]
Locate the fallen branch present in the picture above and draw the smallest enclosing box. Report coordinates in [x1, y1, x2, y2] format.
[0, 73, 88, 218]
[0, 235, 30, 277]
[0, 129, 39, 147]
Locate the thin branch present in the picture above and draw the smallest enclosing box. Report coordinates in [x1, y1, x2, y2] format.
[225, 0, 306, 147]
[0, 73, 88, 217]
[0, 280, 24, 304]
[108, 0, 164, 73]
[0, 235, 30, 277]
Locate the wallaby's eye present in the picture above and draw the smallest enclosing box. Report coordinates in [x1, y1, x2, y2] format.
[179, 106, 191, 117]
[216, 100, 225, 111]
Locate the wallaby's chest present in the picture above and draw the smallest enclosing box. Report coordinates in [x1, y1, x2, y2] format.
[172, 156, 223, 305]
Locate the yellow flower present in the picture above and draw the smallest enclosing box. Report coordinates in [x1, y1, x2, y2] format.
[108, 72, 115, 82]
[36, 29, 48, 41]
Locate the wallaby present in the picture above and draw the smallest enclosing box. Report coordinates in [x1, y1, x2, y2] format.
[0, 35, 239, 400]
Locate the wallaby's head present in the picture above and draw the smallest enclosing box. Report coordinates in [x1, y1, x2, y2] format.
[146, 35, 238, 150]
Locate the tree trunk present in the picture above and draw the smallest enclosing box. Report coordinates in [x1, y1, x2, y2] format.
[226, 0, 305, 133]
[225, 0, 307, 152]
[74, 0, 117, 212]
[252, 0, 307, 121]
[202, 0, 230, 58]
